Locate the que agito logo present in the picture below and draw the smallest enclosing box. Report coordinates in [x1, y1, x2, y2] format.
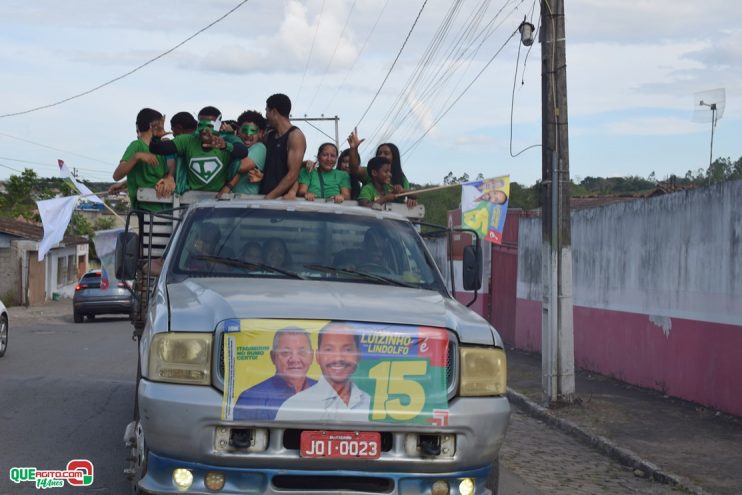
[9, 459, 94, 489]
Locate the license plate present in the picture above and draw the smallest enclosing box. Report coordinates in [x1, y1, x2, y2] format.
[300, 431, 381, 459]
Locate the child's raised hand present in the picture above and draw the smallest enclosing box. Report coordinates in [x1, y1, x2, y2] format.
[347, 127, 365, 149]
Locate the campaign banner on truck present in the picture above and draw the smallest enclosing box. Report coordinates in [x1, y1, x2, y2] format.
[222, 319, 449, 426]
[461, 175, 510, 245]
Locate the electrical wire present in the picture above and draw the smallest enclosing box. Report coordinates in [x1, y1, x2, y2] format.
[354, 0, 429, 130]
[381, 0, 523, 151]
[508, 33, 541, 157]
[370, 0, 524, 150]
[385, 0, 520, 148]
[0, 0, 250, 119]
[0, 161, 24, 174]
[364, 0, 465, 147]
[306, 0, 358, 113]
[0, 155, 110, 177]
[296, 0, 327, 100]
[0, 132, 109, 165]
[302, 120, 336, 143]
[323, 0, 391, 112]
[402, 27, 519, 159]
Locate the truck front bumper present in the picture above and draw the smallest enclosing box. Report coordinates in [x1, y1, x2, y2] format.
[139, 451, 497, 495]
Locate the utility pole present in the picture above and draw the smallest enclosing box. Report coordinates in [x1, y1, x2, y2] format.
[291, 115, 340, 149]
[540, 0, 575, 405]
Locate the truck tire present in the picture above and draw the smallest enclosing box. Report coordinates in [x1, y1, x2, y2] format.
[73, 311, 83, 323]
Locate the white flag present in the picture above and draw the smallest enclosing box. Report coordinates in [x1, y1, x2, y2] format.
[36, 195, 80, 261]
[58, 159, 103, 204]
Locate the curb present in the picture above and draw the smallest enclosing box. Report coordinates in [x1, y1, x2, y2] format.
[507, 388, 715, 495]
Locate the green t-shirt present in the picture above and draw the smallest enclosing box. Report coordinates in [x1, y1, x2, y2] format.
[121, 139, 168, 211]
[359, 168, 410, 190]
[300, 169, 351, 198]
[358, 182, 393, 202]
[232, 142, 267, 195]
[172, 134, 233, 192]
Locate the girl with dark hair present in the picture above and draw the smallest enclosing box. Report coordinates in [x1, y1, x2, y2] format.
[346, 129, 416, 207]
[337, 149, 362, 200]
[297, 142, 351, 203]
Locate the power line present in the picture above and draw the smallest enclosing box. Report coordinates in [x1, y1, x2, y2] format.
[354, 0, 429, 130]
[0, 161, 24, 174]
[0, 132, 109, 165]
[0, 0, 250, 119]
[402, 26, 519, 158]
[365, 0, 465, 147]
[296, 0, 327, 100]
[373, 0, 522, 150]
[324, 0, 391, 112]
[0, 155, 109, 176]
[509, 30, 540, 157]
[306, 0, 358, 113]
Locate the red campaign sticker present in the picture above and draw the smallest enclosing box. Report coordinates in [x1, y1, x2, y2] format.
[416, 327, 449, 368]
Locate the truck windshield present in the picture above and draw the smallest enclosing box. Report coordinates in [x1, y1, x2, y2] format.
[170, 207, 445, 292]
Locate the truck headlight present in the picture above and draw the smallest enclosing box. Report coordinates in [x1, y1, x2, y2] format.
[149, 333, 212, 385]
[459, 347, 507, 396]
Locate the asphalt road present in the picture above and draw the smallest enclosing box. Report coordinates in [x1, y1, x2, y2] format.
[0, 316, 137, 495]
[0, 314, 676, 494]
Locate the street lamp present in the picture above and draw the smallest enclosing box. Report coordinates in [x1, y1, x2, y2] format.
[519, 17, 536, 46]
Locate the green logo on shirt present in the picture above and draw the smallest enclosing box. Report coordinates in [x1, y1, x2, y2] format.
[189, 157, 223, 184]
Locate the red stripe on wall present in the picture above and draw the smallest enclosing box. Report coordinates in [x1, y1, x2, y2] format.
[513, 298, 742, 416]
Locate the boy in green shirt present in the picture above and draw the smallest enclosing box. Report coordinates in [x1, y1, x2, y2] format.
[357, 157, 396, 207]
[219, 110, 268, 196]
[298, 142, 351, 203]
[149, 107, 248, 193]
[112, 108, 171, 212]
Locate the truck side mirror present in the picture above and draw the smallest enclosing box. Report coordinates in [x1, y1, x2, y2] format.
[462, 244, 482, 291]
[115, 231, 140, 280]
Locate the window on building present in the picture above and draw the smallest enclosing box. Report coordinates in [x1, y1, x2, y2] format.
[56, 256, 68, 288]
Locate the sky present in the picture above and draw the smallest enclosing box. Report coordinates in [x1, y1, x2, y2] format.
[0, 0, 740, 188]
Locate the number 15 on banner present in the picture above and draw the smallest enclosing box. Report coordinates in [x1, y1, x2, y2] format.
[369, 360, 428, 421]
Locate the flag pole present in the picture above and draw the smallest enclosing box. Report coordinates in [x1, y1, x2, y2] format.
[393, 183, 460, 198]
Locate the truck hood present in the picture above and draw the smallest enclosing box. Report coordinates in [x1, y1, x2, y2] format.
[166, 278, 499, 346]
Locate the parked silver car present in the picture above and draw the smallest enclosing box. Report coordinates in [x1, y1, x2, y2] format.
[0, 298, 7, 357]
[72, 270, 132, 323]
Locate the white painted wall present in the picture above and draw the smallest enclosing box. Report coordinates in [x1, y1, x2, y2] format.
[517, 179, 742, 325]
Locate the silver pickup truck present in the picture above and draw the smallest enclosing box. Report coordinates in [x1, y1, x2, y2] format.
[117, 196, 510, 495]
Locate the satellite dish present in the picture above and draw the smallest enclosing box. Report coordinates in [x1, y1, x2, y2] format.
[693, 88, 725, 123]
[692, 88, 726, 167]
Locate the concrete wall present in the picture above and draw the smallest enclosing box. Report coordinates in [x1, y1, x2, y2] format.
[0, 238, 20, 303]
[515, 179, 742, 416]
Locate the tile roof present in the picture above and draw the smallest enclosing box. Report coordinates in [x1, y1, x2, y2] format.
[0, 217, 88, 245]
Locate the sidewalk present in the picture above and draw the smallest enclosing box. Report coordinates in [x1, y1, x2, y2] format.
[506, 347, 742, 495]
[6, 299, 74, 326]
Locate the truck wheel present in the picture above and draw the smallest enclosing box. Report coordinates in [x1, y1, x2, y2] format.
[73, 311, 83, 323]
[0, 314, 8, 357]
[485, 458, 500, 495]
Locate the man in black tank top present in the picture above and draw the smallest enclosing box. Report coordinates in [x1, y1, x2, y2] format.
[260, 94, 307, 198]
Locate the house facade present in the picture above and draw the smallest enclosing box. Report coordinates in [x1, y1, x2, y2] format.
[0, 218, 88, 305]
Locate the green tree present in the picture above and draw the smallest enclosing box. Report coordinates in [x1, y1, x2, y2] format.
[1, 168, 55, 219]
[94, 215, 116, 231]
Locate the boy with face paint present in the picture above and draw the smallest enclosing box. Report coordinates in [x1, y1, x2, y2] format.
[149, 106, 248, 193]
[218, 110, 267, 196]
[112, 108, 171, 211]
